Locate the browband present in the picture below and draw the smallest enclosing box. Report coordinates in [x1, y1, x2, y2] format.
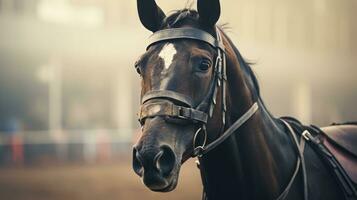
[147, 28, 225, 51]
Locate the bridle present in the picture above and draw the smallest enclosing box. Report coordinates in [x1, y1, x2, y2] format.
[137, 26, 309, 200]
[137, 27, 259, 158]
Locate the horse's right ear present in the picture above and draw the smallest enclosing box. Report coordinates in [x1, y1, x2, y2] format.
[197, 0, 221, 27]
[137, 0, 166, 32]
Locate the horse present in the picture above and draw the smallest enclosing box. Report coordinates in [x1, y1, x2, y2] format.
[132, 0, 357, 199]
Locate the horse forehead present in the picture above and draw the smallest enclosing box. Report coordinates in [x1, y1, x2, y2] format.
[158, 43, 177, 70]
[152, 42, 192, 90]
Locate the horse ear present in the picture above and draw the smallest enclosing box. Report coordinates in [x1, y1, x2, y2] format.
[137, 0, 166, 32]
[197, 0, 221, 27]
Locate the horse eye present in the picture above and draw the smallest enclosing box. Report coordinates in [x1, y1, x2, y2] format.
[136, 67, 141, 75]
[135, 64, 142, 75]
[198, 60, 211, 71]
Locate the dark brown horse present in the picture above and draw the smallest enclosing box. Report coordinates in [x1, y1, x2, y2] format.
[132, 1, 357, 199]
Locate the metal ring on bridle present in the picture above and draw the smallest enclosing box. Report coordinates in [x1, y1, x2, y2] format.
[193, 126, 207, 157]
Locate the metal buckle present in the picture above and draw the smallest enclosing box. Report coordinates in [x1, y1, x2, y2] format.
[193, 125, 207, 158]
[195, 160, 200, 169]
[177, 106, 185, 119]
[177, 106, 191, 120]
[302, 130, 311, 141]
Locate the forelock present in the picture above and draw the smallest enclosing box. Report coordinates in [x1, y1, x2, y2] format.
[161, 9, 199, 28]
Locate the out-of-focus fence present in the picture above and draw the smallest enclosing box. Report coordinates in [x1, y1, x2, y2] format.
[0, 130, 134, 166]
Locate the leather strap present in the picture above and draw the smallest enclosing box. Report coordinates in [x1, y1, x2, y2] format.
[194, 102, 259, 156]
[148, 28, 225, 51]
[139, 101, 208, 124]
[142, 90, 194, 107]
[303, 126, 357, 199]
[279, 120, 308, 200]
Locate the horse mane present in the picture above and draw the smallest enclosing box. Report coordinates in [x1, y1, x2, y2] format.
[220, 30, 261, 99]
[222, 32, 274, 117]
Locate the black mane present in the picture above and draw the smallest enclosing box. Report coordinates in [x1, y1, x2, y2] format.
[220, 31, 261, 99]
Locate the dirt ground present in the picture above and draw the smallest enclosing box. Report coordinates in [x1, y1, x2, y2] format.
[0, 160, 202, 200]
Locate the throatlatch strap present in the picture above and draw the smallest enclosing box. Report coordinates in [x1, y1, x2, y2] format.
[199, 102, 259, 155]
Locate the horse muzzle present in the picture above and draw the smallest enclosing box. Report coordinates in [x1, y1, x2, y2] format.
[132, 142, 179, 192]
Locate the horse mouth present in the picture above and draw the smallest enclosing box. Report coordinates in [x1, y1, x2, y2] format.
[149, 177, 178, 192]
[142, 169, 179, 193]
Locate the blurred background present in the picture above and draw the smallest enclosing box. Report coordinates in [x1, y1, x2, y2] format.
[0, 0, 356, 199]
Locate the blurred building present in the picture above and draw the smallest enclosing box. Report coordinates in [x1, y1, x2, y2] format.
[0, 0, 143, 164]
[0, 0, 141, 134]
[220, 0, 357, 125]
[0, 0, 356, 164]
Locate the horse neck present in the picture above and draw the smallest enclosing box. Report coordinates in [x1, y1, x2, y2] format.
[199, 36, 298, 199]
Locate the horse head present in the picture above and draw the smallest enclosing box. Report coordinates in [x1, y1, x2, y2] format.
[132, 0, 226, 192]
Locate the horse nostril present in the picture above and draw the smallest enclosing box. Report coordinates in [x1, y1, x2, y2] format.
[132, 147, 144, 177]
[155, 145, 176, 177]
[133, 145, 176, 178]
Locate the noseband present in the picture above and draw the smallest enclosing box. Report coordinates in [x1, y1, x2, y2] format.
[138, 27, 259, 157]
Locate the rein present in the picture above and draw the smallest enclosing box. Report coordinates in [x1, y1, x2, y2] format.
[137, 26, 308, 200]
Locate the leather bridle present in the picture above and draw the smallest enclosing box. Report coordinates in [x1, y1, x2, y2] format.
[137, 27, 259, 158]
[137, 26, 309, 200]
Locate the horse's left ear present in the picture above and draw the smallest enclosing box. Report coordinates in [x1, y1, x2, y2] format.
[197, 0, 221, 27]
